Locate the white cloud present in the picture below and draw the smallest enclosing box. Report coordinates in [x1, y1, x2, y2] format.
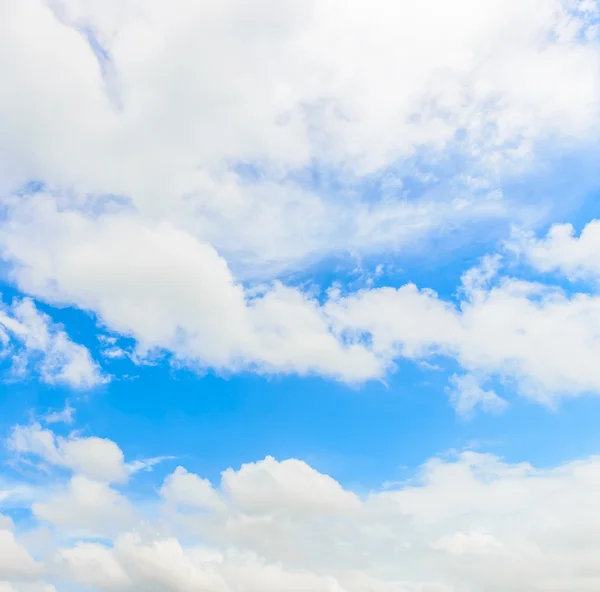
[0, 584, 56, 592]
[0, 0, 599, 272]
[32, 476, 135, 538]
[0, 199, 384, 382]
[0, 516, 13, 531]
[8, 422, 126, 484]
[54, 542, 130, 590]
[324, 264, 600, 403]
[42, 403, 75, 427]
[0, 521, 40, 580]
[0, 297, 104, 389]
[135, 451, 600, 590]
[514, 219, 600, 282]
[6, 421, 171, 498]
[60, 437, 127, 483]
[431, 531, 503, 556]
[160, 467, 225, 512]
[220, 456, 360, 517]
[4, 423, 600, 590]
[0, 0, 599, 403]
[446, 374, 508, 418]
[4, 198, 600, 405]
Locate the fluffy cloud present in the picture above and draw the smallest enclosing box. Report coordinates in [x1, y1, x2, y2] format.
[3, 423, 600, 590]
[515, 219, 600, 282]
[7, 422, 163, 485]
[160, 467, 225, 512]
[1, 0, 600, 402]
[0, 197, 384, 382]
[326, 268, 600, 403]
[32, 476, 135, 538]
[58, 452, 600, 590]
[8, 423, 127, 483]
[0, 0, 599, 270]
[0, 297, 104, 389]
[4, 0, 599, 176]
[4, 199, 600, 405]
[0, 519, 40, 581]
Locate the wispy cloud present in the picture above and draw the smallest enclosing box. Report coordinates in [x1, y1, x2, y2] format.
[0, 297, 105, 389]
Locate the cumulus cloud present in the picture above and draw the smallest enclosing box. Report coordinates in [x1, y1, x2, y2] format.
[0, 0, 599, 271]
[3, 423, 600, 591]
[0, 0, 599, 404]
[4, 195, 600, 404]
[8, 423, 128, 483]
[7, 421, 165, 485]
[0, 520, 40, 581]
[515, 219, 600, 282]
[2, 6, 599, 589]
[0, 197, 384, 382]
[160, 467, 225, 512]
[326, 264, 600, 403]
[32, 476, 135, 538]
[0, 297, 104, 389]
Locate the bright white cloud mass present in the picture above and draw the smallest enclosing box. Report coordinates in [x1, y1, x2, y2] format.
[1, 0, 600, 589]
[1, 419, 600, 591]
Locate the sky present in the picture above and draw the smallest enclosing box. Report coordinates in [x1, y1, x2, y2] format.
[2, 0, 600, 590]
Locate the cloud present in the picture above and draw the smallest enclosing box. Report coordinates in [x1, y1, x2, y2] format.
[0, 585, 56, 592]
[4, 423, 600, 590]
[446, 374, 508, 418]
[0, 198, 384, 382]
[219, 456, 360, 517]
[6, 421, 166, 484]
[1, 0, 600, 403]
[160, 467, 225, 512]
[514, 219, 600, 282]
[4, 197, 600, 405]
[41, 403, 75, 427]
[1, 5, 598, 590]
[5, 420, 172, 503]
[324, 263, 600, 403]
[431, 531, 503, 556]
[32, 476, 135, 538]
[0, 0, 599, 273]
[0, 297, 105, 389]
[0, 519, 40, 581]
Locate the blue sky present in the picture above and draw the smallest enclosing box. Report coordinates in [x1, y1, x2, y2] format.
[2, 1, 600, 591]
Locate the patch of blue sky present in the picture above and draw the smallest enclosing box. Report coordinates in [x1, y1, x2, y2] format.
[81, 27, 111, 65]
[3, 348, 600, 498]
[2, 145, 600, 507]
[501, 142, 600, 226]
[10, 179, 46, 196]
[1, 281, 599, 497]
